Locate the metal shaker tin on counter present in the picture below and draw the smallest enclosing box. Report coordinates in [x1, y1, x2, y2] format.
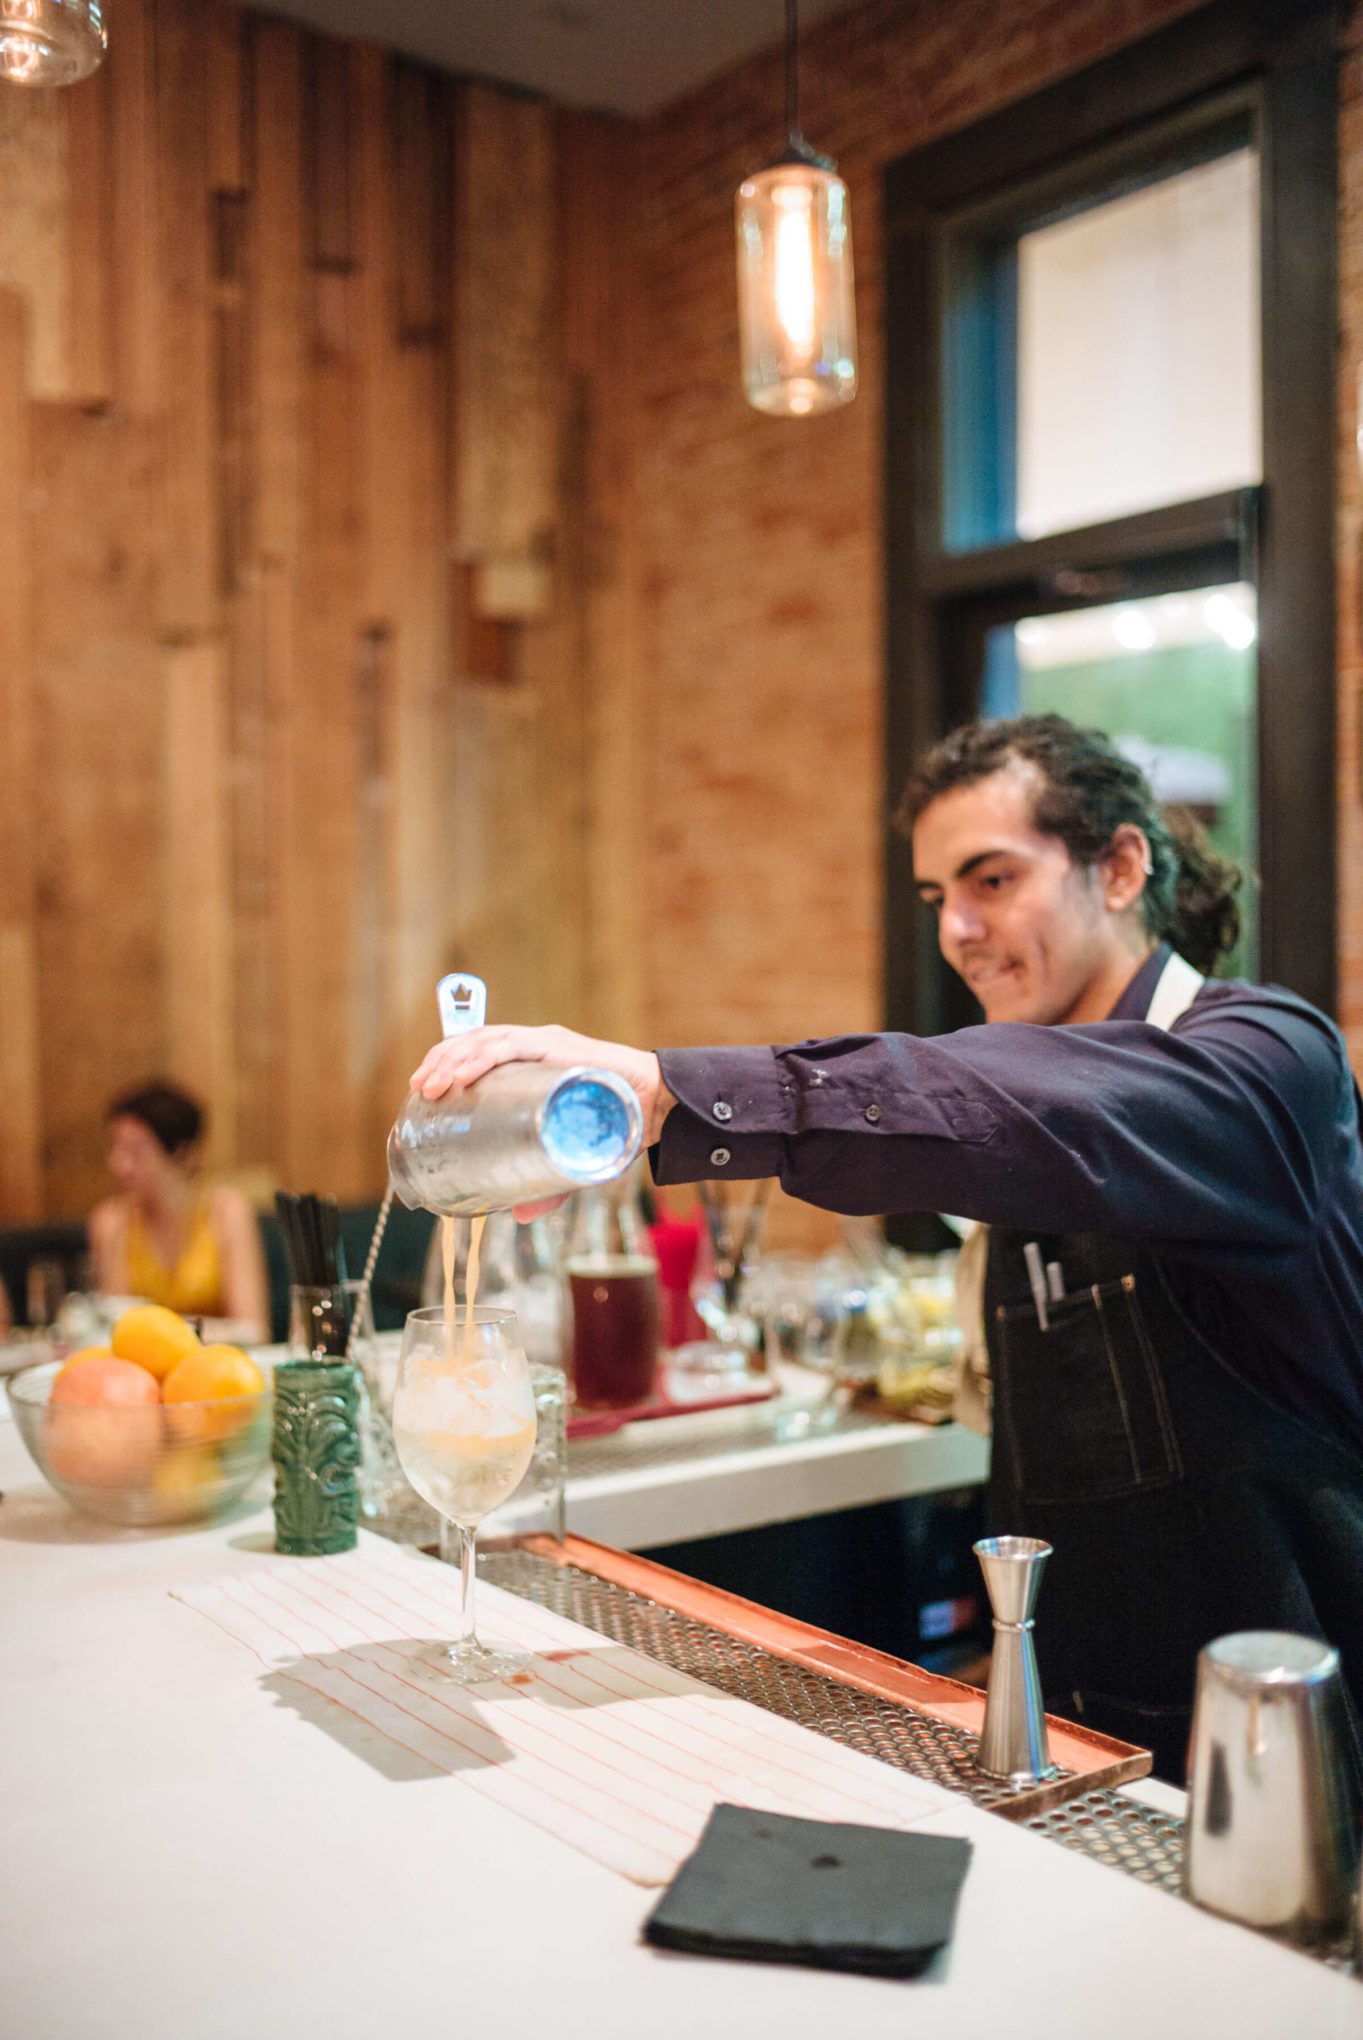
[386, 1062, 644, 1218]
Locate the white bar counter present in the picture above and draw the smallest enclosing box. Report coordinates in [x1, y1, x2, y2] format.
[1, 1419, 1357, 2040]
[522, 1385, 991, 1550]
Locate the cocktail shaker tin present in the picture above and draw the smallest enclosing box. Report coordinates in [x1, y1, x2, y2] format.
[1184, 1630, 1361, 1944]
[387, 1062, 645, 1218]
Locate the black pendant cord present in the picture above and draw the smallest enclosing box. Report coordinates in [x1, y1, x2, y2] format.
[785, 0, 800, 150]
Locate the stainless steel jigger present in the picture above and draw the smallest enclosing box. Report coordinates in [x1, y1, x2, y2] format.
[973, 1535, 1059, 1786]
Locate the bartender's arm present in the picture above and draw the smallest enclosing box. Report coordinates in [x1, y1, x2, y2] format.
[410, 989, 1348, 1257]
[652, 994, 1347, 1258]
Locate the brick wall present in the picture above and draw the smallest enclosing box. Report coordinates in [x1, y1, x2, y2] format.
[630, 0, 1362, 1129]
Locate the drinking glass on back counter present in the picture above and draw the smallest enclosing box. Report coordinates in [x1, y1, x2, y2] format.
[564, 1169, 661, 1410]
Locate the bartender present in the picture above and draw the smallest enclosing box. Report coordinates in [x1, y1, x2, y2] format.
[412, 713, 1363, 1782]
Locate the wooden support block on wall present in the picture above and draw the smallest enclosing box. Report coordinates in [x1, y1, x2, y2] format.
[451, 83, 558, 613]
[473, 553, 553, 622]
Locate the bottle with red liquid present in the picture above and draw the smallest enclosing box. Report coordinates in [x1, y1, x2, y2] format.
[564, 1170, 661, 1410]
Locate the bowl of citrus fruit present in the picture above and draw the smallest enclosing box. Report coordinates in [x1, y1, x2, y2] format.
[7, 1304, 271, 1527]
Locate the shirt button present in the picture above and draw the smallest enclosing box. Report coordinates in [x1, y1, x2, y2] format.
[864, 1103, 881, 1124]
[712, 1100, 733, 1122]
[709, 1146, 731, 1168]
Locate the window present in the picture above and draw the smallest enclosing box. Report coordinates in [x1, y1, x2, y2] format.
[988, 583, 1259, 976]
[1014, 150, 1260, 540]
[884, 0, 1336, 1049]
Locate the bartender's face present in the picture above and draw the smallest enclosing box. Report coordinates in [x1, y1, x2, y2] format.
[911, 765, 1139, 1025]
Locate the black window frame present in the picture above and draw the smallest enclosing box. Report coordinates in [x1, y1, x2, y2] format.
[883, 0, 1339, 1042]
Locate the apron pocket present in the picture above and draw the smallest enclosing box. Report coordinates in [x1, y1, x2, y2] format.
[995, 1274, 1183, 1506]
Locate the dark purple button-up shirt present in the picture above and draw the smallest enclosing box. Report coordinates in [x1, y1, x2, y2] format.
[655, 948, 1363, 1458]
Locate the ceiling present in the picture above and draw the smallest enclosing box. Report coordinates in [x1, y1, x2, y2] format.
[244, 0, 857, 118]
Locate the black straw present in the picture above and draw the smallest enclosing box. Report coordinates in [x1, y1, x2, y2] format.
[276, 1189, 347, 1289]
[275, 1191, 303, 1286]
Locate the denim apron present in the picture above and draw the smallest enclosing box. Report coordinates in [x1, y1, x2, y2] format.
[985, 1223, 1363, 1784]
[982, 955, 1363, 1782]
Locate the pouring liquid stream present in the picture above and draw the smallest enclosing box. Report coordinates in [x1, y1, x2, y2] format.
[442, 1212, 488, 1368]
[404, 1209, 534, 1526]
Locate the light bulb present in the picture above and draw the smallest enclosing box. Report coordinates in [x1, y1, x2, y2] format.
[772, 183, 816, 355]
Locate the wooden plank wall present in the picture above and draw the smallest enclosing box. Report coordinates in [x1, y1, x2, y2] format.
[0, 0, 640, 1220]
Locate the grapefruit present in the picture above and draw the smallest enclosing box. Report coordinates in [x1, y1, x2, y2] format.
[45, 1357, 161, 1486]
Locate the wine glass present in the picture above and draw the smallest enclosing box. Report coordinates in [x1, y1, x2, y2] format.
[391, 1306, 538, 1684]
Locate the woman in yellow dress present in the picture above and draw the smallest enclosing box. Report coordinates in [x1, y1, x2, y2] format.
[88, 1082, 268, 1342]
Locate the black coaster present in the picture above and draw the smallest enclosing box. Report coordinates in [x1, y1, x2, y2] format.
[643, 1803, 972, 1979]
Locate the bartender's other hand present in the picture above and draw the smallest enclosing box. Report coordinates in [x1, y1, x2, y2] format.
[409, 1025, 677, 1146]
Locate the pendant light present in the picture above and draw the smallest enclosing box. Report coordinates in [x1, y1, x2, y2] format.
[736, 0, 857, 417]
[0, 0, 106, 86]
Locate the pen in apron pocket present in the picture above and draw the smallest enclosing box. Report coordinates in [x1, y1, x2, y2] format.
[1023, 1241, 1050, 1331]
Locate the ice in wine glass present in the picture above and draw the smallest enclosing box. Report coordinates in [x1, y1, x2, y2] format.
[391, 1306, 537, 1684]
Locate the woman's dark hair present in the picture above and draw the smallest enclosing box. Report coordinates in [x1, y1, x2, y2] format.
[106, 1081, 204, 1158]
[896, 713, 1244, 975]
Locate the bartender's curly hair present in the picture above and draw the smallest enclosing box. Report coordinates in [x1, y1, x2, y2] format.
[896, 713, 1244, 975]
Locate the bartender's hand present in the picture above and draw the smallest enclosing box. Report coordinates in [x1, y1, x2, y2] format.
[409, 1023, 677, 1184]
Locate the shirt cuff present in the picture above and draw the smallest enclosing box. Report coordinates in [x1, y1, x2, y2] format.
[651, 1046, 790, 1185]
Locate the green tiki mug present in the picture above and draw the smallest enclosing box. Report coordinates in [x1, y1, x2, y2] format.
[271, 1360, 362, 1556]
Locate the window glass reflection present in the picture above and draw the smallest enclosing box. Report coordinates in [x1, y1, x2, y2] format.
[981, 584, 1258, 975]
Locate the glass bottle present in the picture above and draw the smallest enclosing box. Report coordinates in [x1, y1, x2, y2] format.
[563, 1167, 661, 1410]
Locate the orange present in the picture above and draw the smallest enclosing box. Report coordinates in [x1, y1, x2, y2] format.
[162, 1344, 266, 1444]
[45, 1356, 161, 1486]
[112, 1304, 200, 1383]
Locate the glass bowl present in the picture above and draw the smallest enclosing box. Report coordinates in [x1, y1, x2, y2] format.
[7, 1360, 272, 1527]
